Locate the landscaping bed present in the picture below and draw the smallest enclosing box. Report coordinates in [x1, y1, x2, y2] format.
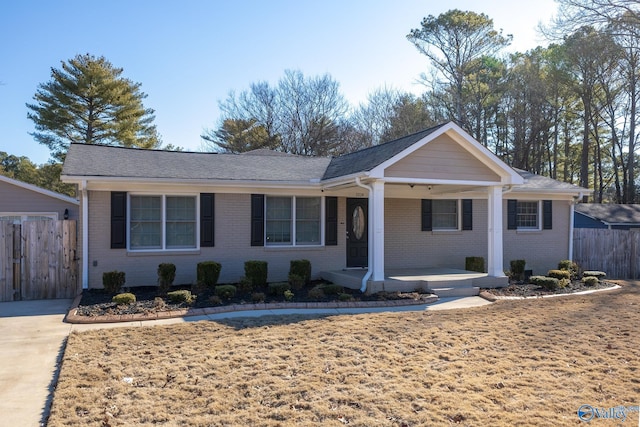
[483, 279, 615, 298]
[75, 282, 434, 318]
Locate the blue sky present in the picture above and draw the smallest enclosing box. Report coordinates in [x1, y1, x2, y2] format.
[0, 0, 557, 165]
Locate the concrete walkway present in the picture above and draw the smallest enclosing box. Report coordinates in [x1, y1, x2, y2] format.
[0, 296, 490, 426]
[0, 299, 74, 427]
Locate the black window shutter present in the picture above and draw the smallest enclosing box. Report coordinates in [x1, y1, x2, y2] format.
[507, 199, 517, 230]
[462, 199, 473, 231]
[543, 200, 553, 230]
[200, 193, 215, 247]
[325, 196, 338, 246]
[111, 192, 127, 249]
[421, 199, 432, 231]
[251, 194, 265, 246]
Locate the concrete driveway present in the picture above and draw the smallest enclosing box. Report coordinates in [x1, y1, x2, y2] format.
[0, 299, 73, 427]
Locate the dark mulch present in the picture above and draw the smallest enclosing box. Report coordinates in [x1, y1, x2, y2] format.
[76, 281, 428, 317]
[483, 279, 615, 298]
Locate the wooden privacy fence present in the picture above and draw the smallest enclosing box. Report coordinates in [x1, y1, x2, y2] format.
[0, 220, 79, 301]
[573, 228, 640, 279]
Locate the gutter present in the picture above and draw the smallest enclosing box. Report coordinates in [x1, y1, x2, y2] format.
[354, 177, 373, 293]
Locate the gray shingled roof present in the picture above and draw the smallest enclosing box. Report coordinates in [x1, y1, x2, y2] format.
[514, 169, 587, 191]
[322, 124, 446, 180]
[575, 203, 640, 224]
[62, 143, 331, 182]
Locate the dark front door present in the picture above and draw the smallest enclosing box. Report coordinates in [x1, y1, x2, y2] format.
[346, 198, 368, 267]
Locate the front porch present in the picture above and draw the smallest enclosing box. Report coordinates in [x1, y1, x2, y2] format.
[320, 267, 509, 297]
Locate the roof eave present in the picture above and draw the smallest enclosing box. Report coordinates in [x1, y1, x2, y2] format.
[61, 175, 322, 189]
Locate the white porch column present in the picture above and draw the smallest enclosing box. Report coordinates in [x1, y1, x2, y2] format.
[371, 180, 385, 281]
[487, 185, 506, 277]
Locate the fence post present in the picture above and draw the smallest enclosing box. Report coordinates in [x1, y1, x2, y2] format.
[12, 224, 21, 301]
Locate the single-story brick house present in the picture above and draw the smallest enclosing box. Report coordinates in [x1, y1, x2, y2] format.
[0, 174, 78, 223]
[574, 203, 640, 230]
[61, 122, 589, 292]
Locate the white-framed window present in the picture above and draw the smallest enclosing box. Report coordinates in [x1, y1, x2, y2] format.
[129, 195, 197, 250]
[0, 213, 58, 224]
[265, 196, 322, 246]
[517, 201, 539, 229]
[432, 199, 459, 230]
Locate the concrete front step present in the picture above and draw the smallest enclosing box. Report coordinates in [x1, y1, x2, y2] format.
[429, 286, 480, 298]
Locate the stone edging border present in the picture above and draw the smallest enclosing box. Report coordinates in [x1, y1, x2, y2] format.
[479, 284, 621, 302]
[64, 294, 440, 324]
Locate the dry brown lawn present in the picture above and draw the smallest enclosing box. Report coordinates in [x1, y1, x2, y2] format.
[48, 282, 640, 426]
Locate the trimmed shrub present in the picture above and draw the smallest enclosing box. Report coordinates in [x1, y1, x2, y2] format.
[197, 261, 222, 286]
[245, 261, 268, 287]
[237, 276, 253, 293]
[112, 293, 136, 304]
[214, 285, 237, 300]
[339, 293, 354, 302]
[321, 284, 344, 295]
[510, 260, 526, 280]
[583, 270, 607, 279]
[558, 278, 570, 289]
[158, 263, 176, 294]
[548, 269, 571, 280]
[268, 282, 291, 296]
[308, 286, 325, 300]
[102, 271, 126, 294]
[530, 275, 559, 291]
[288, 274, 305, 290]
[289, 259, 311, 286]
[582, 276, 599, 286]
[465, 257, 485, 273]
[167, 290, 195, 304]
[284, 289, 294, 301]
[251, 292, 266, 303]
[558, 260, 579, 279]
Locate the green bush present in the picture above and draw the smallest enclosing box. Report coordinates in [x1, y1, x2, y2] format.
[289, 259, 311, 286]
[157, 263, 176, 294]
[197, 261, 221, 286]
[268, 282, 291, 296]
[214, 285, 237, 300]
[582, 276, 599, 286]
[583, 270, 606, 279]
[510, 260, 526, 280]
[245, 261, 268, 287]
[237, 276, 253, 293]
[102, 271, 126, 294]
[288, 273, 305, 290]
[251, 292, 266, 303]
[308, 286, 325, 299]
[548, 269, 571, 280]
[558, 278, 570, 289]
[112, 292, 136, 304]
[167, 290, 195, 304]
[465, 256, 485, 273]
[321, 284, 344, 295]
[284, 289, 294, 301]
[530, 275, 559, 291]
[558, 260, 579, 279]
[339, 293, 354, 301]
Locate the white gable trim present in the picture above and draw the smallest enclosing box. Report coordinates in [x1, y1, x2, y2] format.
[0, 175, 79, 205]
[369, 122, 524, 185]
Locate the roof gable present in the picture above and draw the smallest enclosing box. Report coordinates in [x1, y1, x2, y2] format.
[0, 175, 78, 205]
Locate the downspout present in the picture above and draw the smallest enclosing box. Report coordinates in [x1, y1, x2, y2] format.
[569, 192, 583, 261]
[81, 180, 89, 289]
[355, 177, 373, 293]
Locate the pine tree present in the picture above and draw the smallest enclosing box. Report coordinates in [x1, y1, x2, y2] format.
[27, 54, 160, 161]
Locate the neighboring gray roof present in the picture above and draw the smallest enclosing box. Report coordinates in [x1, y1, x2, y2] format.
[322, 124, 446, 180]
[0, 174, 78, 204]
[514, 169, 587, 192]
[575, 203, 640, 224]
[62, 143, 331, 182]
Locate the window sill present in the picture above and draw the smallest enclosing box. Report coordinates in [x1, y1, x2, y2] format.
[126, 249, 201, 257]
[263, 245, 325, 251]
[516, 229, 542, 234]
